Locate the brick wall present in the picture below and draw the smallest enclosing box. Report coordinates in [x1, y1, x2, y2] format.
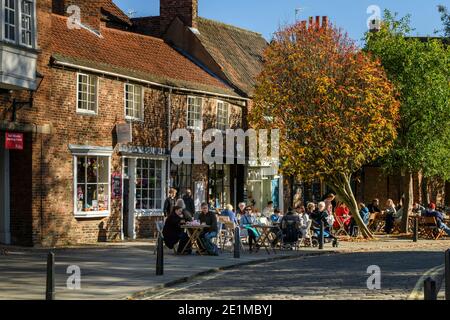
[160, 0, 198, 33]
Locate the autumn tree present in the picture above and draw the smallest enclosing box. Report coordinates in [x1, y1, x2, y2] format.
[250, 21, 399, 239]
[365, 11, 450, 232]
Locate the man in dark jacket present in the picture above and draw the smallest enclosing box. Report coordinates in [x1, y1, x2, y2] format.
[162, 206, 191, 254]
[199, 203, 219, 255]
[163, 188, 177, 217]
[182, 189, 196, 217]
[425, 203, 450, 236]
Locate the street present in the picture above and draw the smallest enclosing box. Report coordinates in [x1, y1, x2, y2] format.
[146, 248, 447, 300]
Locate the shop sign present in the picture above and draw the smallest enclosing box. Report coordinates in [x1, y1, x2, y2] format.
[116, 123, 132, 144]
[5, 132, 24, 150]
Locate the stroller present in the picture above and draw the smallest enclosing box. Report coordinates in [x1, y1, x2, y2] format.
[280, 219, 301, 250]
[311, 220, 339, 248]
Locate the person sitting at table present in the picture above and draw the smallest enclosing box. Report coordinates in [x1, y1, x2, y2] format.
[221, 204, 238, 225]
[359, 203, 370, 225]
[240, 206, 260, 252]
[297, 205, 311, 239]
[424, 203, 450, 237]
[334, 203, 352, 231]
[413, 203, 426, 216]
[197, 203, 219, 256]
[368, 199, 382, 214]
[306, 202, 316, 216]
[175, 199, 193, 222]
[262, 201, 275, 218]
[311, 202, 338, 246]
[270, 209, 282, 223]
[236, 202, 246, 223]
[384, 199, 397, 234]
[162, 206, 191, 255]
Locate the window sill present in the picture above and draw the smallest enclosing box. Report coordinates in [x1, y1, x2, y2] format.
[134, 210, 164, 217]
[125, 117, 144, 123]
[74, 211, 110, 219]
[77, 110, 98, 116]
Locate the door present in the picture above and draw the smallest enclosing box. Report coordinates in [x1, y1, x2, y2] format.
[0, 133, 11, 244]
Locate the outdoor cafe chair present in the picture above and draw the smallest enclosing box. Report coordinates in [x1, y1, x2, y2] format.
[333, 212, 349, 237]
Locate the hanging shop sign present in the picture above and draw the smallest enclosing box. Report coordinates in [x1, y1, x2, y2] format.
[116, 123, 132, 144]
[5, 132, 24, 150]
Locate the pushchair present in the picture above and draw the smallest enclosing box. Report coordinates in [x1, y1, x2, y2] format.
[280, 220, 301, 251]
[311, 220, 339, 248]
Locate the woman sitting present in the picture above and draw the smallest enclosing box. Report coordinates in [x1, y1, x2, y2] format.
[221, 204, 238, 225]
[240, 206, 261, 252]
[334, 203, 352, 231]
[384, 199, 397, 234]
[162, 206, 191, 255]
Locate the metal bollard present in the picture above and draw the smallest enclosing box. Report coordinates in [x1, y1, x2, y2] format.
[319, 221, 324, 250]
[45, 252, 55, 300]
[156, 234, 164, 276]
[234, 227, 241, 259]
[413, 217, 419, 242]
[445, 249, 450, 301]
[424, 277, 437, 300]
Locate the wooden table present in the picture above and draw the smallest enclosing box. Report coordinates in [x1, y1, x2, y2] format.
[180, 225, 210, 255]
[252, 225, 278, 255]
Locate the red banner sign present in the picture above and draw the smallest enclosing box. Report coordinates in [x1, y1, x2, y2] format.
[5, 132, 24, 150]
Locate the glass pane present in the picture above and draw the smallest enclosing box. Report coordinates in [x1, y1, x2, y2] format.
[86, 185, 98, 211]
[98, 184, 109, 211]
[76, 184, 85, 212]
[97, 157, 109, 183]
[77, 157, 86, 183]
[86, 157, 98, 183]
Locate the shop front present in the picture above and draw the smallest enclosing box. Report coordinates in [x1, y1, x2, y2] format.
[247, 166, 283, 212]
[120, 146, 168, 240]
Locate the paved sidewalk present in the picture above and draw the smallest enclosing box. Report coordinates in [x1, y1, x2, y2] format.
[0, 238, 448, 300]
[0, 242, 330, 300]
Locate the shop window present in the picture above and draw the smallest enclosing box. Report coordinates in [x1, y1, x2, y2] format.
[208, 164, 231, 209]
[135, 159, 164, 211]
[170, 164, 192, 195]
[75, 156, 110, 215]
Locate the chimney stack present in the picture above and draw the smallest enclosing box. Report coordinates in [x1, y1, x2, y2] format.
[303, 16, 329, 30]
[160, 0, 198, 34]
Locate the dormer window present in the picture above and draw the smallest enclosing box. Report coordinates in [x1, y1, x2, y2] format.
[2, 0, 36, 48]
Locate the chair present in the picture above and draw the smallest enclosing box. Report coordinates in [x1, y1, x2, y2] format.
[422, 217, 446, 240]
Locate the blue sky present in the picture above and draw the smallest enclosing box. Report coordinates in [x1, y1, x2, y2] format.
[114, 0, 448, 44]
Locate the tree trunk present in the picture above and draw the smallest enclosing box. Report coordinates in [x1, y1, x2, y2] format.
[328, 173, 374, 239]
[401, 172, 414, 233]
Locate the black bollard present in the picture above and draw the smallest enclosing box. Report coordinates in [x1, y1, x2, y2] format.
[413, 217, 419, 242]
[45, 252, 55, 300]
[319, 221, 324, 250]
[445, 249, 450, 301]
[424, 277, 437, 300]
[156, 234, 164, 276]
[234, 227, 240, 259]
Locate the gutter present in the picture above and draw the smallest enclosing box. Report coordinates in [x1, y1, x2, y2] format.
[52, 59, 249, 102]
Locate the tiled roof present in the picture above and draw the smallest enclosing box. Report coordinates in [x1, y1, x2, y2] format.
[50, 14, 239, 97]
[196, 17, 268, 97]
[101, 0, 132, 26]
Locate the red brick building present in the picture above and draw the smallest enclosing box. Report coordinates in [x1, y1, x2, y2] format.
[0, 0, 251, 246]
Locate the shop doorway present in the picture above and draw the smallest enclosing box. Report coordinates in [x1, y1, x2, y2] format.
[0, 134, 11, 245]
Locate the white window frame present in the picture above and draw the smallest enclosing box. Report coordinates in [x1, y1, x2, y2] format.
[186, 96, 203, 130]
[216, 100, 230, 131]
[1, 0, 37, 48]
[76, 73, 98, 115]
[19, 0, 33, 47]
[124, 83, 144, 121]
[72, 148, 112, 219]
[133, 157, 166, 214]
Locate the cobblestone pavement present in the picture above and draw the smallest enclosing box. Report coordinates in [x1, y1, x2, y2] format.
[147, 240, 450, 300]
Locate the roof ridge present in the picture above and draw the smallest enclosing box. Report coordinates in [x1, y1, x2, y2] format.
[197, 17, 263, 37]
[51, 13, 164, 42]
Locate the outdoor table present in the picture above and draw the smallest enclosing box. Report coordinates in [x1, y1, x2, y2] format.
[180, 225, 211, 255]
[252, 225, 278, 255]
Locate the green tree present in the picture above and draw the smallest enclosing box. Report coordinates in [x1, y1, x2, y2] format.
[251, 21, 399, 239]
[438, 5, 450, 36]
[365, 11, 450, 232]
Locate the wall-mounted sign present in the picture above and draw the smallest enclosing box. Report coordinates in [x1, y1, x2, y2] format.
[116, 123, 132, 144]
[5, 132, 23, 150]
